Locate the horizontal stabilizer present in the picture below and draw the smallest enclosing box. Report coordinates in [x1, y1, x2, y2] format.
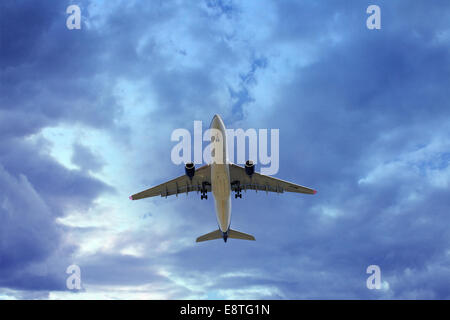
[196, 228, 256, 242]
[196, 229, 222, 242]
[228, 229, 255, 241]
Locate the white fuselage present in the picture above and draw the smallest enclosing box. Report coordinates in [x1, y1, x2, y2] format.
[210, 115, 231, 232]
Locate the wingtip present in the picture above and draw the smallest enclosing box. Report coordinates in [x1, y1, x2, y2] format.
[313, 190, 317, 195]
[129, 195, 134, 200]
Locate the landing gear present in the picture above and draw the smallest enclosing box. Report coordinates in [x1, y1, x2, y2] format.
[200, 182, 209, 200]
[231, 181, 243, 199]
[234, 183, 242, 199]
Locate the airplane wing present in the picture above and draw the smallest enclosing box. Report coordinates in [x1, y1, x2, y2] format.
[129, 164, 211, 200]
[229, 163, 316, 195]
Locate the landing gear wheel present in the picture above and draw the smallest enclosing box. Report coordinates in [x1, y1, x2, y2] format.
[200, 181, 209, 200]
[234, 187, 242, 199]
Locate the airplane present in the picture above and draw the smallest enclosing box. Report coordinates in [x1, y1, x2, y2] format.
[129, 114, 317, 243]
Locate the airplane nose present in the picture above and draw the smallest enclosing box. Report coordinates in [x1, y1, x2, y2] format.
[210, 114, 223, 129]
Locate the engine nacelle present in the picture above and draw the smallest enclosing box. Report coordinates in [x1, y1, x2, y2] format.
[245, 160, 255, 177]
[185, 162, 195, 179]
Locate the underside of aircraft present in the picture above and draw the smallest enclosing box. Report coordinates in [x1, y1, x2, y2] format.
[130, 115, 316, 243]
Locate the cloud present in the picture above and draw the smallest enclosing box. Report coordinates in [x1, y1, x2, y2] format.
[0, 164, 68, 292]
[0, 0, 116, 293]
[2, 0, 450, 299]
[71, 143, 105, 173]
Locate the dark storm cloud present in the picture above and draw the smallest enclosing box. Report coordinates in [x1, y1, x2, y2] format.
[0, 163, 73, 292]
[0, 0, 218, 295]
[0, 0, 116, 292]
[2, 0, 450, 299]
[0, 137, 113, 291]
[0, 0, 123, 132]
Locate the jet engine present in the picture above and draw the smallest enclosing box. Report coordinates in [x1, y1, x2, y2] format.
[185, 162, 195, 179]
[245, 160, 255, 177]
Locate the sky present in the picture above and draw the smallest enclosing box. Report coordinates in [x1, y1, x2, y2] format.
[1, 0, 450, 299]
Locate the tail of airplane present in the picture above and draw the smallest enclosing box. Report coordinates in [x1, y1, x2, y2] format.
[196, 229, 255, 243]
[228, 229, 255, 241]
[196, 229, 222, 242]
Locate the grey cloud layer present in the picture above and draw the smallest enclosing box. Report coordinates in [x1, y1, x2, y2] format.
[1, 0, 450, 299]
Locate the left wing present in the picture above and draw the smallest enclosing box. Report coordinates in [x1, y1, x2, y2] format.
[229, 163, 316, 195]
[130, 164, 211, 200]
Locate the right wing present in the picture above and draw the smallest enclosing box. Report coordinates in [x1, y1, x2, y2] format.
[229, 163, 316, 195]
[129, 164, 211, 200]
